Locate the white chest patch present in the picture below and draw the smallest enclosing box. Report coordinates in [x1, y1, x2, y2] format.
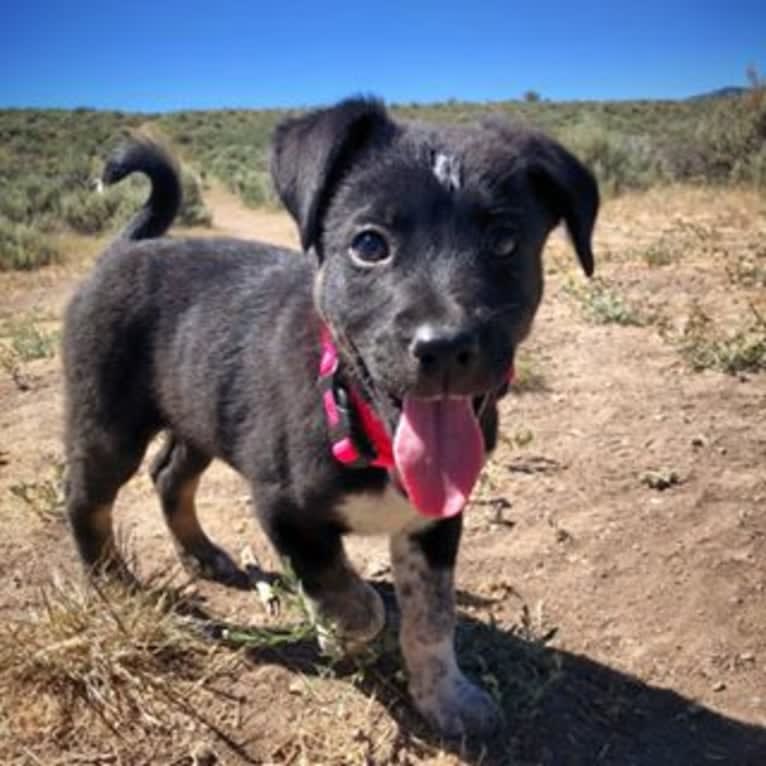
[433, 152, 462, 191]
[337, 485, 435, 537]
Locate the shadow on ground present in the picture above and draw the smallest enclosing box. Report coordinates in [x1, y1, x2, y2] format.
[195, 581, 766, 766]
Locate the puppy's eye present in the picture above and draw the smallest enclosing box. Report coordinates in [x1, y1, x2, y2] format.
[350, 230, 390, 266]
[489, 229, 517, 259]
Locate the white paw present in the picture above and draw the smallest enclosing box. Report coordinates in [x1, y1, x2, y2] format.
[413, 672, 502, 738]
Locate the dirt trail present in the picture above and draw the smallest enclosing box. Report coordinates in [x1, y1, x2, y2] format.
[204, 182, 299, 247]
[1, 186, 765, 765]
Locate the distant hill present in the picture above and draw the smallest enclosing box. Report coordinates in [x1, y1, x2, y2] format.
[687, 86, 747, 101]
[0, 90, 763, 257]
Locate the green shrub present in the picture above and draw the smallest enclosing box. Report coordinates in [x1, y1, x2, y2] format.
[732, 142, 766, 188]
[0, 187, 33, 223]
[0, 175, 63, 225]
[60, 188, 123, 235]
[177, 168, 212, 227]
[563, 277, 645, 326]
[0, 217, 60, 271]
[59, 153, 98, 191]
[693, 86, 766, 186]
[560, 119, 657, 194]
[1, 89, 764, 227]
[1, 318, 58, 360]
[677, 303, 766, 374]
[236, 170, 275, 208]
[639, 237, 682, 268]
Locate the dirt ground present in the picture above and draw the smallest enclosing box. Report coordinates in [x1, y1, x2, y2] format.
[1, 184, 765, 765]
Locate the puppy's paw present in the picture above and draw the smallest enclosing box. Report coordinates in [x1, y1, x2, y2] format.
[309, 581, 386, 657]
[179, 544, 249, 589]
[412, 672, 502, 739]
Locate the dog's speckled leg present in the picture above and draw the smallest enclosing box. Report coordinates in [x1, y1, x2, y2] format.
[390, 523, 501, 738]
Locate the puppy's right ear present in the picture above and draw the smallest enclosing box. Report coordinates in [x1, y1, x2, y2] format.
[271, 98, 390, 254]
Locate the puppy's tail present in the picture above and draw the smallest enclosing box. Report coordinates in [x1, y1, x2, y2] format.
[103, 136, 182, 241]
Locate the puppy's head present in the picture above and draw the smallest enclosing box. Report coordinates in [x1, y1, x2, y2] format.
[272, 98, 598, 517]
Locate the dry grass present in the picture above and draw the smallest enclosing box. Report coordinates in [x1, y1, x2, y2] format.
[0, 573, 247, 765]
[0, 313, 61, 392]
[0, 317, 58, 361]
[509, 351, 548, 395]
[675, 301, 766, 374]
[0, 220, 61, 272]
[0, 550, 566, 765]
[8, 454, 66, 523]
[582, 185, 766, 374]
[562, 276, 645, 326]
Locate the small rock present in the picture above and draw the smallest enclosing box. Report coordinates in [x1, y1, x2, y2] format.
[712, 681, 727, 692]
[691, 435, 706, 448]
[641, 469, 681, 491]
[191, 742, 217, 766]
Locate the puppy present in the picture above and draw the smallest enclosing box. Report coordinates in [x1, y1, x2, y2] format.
[62, 98, 598, 737]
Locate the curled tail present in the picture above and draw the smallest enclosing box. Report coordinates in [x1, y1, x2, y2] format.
[103, 136, 182, 241]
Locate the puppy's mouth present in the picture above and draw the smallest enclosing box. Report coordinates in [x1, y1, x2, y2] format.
[330, 327, 510, 519]
[391, 394, 485, 519]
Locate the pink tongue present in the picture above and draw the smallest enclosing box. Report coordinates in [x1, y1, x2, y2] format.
[393, 396, 485, 518]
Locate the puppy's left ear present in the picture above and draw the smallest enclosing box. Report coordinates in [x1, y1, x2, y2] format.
[271, 97, 391, 254]
[528, 138, 599, 277]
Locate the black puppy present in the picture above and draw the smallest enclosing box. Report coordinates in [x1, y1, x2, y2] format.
[63, 98, 598, 738]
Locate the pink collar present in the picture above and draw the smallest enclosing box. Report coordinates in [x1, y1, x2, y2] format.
[318, 324, 394, 469]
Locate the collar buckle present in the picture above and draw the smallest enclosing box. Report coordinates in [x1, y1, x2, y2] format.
[318, 370, 377, 468]
[318, 323, 394, 470]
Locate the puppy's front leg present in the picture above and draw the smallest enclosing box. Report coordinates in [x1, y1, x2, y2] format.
[391, 519, 501, 738]
[262, 508, 385, 654]
[302, 547, 386, 655]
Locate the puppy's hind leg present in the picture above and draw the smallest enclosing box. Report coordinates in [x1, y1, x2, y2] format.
[67, 435, 148, 583]
[150, 433, 247, 587]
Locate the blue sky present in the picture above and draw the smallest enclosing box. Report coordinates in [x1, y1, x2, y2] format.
[2, 1, 764, 111]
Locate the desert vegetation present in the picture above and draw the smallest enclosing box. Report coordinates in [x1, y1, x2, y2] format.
[1, 78, 764, 272]
[0, 109, 211, 270]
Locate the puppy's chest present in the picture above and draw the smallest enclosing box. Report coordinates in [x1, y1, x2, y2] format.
[336, 484, 434, 536]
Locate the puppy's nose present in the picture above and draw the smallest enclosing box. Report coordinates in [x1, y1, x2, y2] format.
[410, 324, 479, 382]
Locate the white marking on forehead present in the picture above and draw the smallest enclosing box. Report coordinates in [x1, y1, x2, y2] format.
[433, 152, 462, 191]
